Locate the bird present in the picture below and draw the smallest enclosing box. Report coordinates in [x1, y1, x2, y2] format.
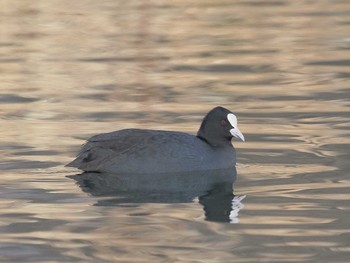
[66, 106, 244, 174]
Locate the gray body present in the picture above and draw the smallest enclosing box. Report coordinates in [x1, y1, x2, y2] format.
[67, 128, 237, 174]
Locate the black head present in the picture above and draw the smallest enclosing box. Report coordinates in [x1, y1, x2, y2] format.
[197, 106, 244, 147]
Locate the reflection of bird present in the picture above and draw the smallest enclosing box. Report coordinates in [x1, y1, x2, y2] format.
[68, 168, 237, 200]
[66, 106, 244, 173]
[199, 183, 246, 223]
[68, 169, 245, 223]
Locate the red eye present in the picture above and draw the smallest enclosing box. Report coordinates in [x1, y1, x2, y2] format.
[220, 119, 226, 126]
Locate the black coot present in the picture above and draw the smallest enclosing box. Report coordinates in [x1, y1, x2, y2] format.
[66, 106, 244, 173]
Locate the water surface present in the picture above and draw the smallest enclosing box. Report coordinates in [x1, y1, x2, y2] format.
[0, 0, 350, 262]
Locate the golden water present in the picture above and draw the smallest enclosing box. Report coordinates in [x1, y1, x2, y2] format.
[0, 1, 349, 262]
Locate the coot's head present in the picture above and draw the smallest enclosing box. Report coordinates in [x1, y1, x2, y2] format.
[197, 106, 245, 147]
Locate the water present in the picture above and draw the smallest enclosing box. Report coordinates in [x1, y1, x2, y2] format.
[1, 0, 350, 262]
